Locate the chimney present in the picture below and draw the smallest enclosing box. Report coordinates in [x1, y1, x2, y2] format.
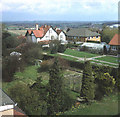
[35, 24, 39, 30]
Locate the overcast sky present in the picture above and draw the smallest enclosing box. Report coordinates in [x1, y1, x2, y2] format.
[1, 0, 119, 21]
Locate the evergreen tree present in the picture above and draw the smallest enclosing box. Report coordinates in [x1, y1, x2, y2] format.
[31, 76, 47, 101]
[47, 58, 63, 115]
[116, 63, 120, 92]
[80, 61, 95, 102]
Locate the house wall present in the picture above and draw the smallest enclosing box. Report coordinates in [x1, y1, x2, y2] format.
[27, 33, 32, 42]
[31, 33, 37, 43]
[110, 45, 119, 51]
[86, 36, 101, 42]
[59, 32, 67, 43]
[66, 36, 86, 42]
[39, 28, 58, 42]
[0, 109, 14, 116]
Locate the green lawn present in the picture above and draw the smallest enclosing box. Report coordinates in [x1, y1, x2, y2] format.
[2, 65, 82, 93]
[2, 66, 39, 92]
[91, 60, 119, 68]
[95, 56, 119, 64]
[64, 49, 99, 58]
[61, 94, 119, 115]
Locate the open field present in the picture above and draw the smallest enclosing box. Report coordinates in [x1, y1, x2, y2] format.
[64, 49, 99, 58]
[62, 94, 119, 115]
[49, 49, 119, 67]
[91, 60, 119, 68]
[95, 56, 119, 64]
[7, 30, 27, 36]
[2, 66, 39, 92]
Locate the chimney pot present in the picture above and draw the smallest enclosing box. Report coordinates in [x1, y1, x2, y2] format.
[36, 24, 39, 30]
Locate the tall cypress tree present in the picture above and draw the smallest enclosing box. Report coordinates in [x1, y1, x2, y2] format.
[80, 61, 95, 102]
[47, 58, 63, 115]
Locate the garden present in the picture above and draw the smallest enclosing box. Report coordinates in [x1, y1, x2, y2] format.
[2, 30, 120, 116]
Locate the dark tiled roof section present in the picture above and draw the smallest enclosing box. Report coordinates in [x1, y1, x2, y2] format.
[0, 88, 15, 106]
[66, 28, 100, 37]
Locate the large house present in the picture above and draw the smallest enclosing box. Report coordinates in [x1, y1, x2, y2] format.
[66, 28, 101, 43]
[25, 24, 67, 44]
[109, 34, 120, 53]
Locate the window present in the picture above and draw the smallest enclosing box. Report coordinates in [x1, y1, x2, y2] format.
[96, 36, 99, 38]
[88, 37, 90, 39]
[50, 30, 52, 33]
[111, 46, 117, 50]
[60, 35, 63, 40]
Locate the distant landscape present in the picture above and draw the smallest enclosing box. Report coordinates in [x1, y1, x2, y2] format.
[3, 20, 119, 30]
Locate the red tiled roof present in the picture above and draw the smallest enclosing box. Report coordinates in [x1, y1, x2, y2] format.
[28, 30, 33, 35]
[109, 34, 120, 46]
[14, 110, 28, 117]
[33, 30, 44, 38]
[27, 25, 51, 38]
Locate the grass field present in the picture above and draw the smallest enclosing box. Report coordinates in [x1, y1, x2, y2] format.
[2, 65, 82, 92]
[2, 66, 39, 92]
[64, 49, 99, 58]
[91, 60, 119, 68]
[62, 94, 119, 115]
[95, 56, 119, 64]
[8, 30, 27, 36]
[49, 49, 119, 67]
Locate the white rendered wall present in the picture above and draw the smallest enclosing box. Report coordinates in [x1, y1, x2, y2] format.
[39, 28, 58, 42]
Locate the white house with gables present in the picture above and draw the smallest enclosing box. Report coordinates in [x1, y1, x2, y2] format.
[25, 24, 67, 44]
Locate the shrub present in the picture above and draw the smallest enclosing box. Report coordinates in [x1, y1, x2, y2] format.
[22, 43, 43, 65]
[95, 73, 116, 100]
[58, 57, 70, 69]
[50, 45, 58, 54]
[8, 82, 47, 115]
[2, 56, 24, 82]
[58, 44, 66, 53]
[38, 59, 54, 72]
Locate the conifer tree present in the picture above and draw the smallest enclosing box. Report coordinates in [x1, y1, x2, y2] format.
[80, 61, 95, 102]
[47, 58, 63, 115]
[116, 63, 120, 91]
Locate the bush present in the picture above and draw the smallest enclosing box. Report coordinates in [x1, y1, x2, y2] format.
[50, 45, 58, 54]
[58, 57, 70, 69]
[2, 56, 24, 82]
[95, 73, 116, 100]
[22, 43, 43, 65]
[38, 59, 54, 72]
[58, 45, 66, 53]
[8, 82, 47, 115]
[60, 91, 74, 112]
